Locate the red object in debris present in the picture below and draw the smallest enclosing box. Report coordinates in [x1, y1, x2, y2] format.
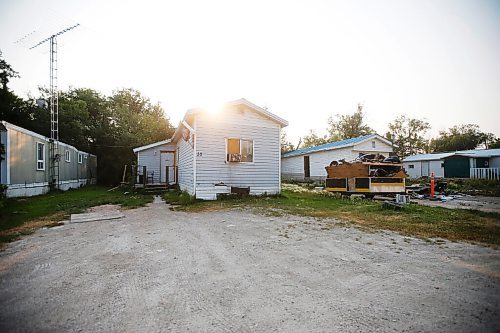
[430, 172, 435, 198]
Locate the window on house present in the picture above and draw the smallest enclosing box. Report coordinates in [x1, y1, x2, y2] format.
[36, 142, 45, 170]
[65, 150, 71, 162]
[78, 153, 83, 164]
[227, 138, 253, 162]
[441, 163, 445, 168]
[372, 141, 376, 148]
[408, 164, 414, 169]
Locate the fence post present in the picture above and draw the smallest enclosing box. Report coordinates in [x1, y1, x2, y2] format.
[143, 166, 147, 187]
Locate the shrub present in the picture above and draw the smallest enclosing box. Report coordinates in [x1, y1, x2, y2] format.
[0, 184, 7, 209]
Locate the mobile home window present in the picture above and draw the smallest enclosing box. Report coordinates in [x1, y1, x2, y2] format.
[227, 139, 253, 162]
[65, 150, 71, 162]
[36, 142, 45, 170]
[78, 153, 83, 164]
[408, 164, 414, 169]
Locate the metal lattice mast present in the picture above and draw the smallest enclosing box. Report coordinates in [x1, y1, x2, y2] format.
[30, 24, 79, 189]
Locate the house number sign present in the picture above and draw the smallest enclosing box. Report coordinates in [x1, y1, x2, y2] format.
[197, 152, 203, 157]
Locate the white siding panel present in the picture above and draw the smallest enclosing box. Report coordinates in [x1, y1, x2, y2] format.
[490, 157, 500, 168]
[353, 138, 393, 153]
[194, 108, 281, 199]
[281, 155, 304, 180]
[137, 143, 176, 183]
[404, 160, 443, 179]
[429, 160, 445, 178]
[177, 137, 194, 195]
[308, 147, 359, 179]
[403, 161, 422, 179]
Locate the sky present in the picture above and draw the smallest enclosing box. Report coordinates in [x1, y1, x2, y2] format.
[1, 0, 499, 145]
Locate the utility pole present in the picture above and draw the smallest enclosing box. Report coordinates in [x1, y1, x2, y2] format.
[30, 24, 79, 190]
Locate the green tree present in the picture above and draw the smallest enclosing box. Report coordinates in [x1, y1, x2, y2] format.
[302, 129, 329, 148]
[489, 139, 500, 149]
[0, 50, 19, 90]
[429, 124, 494, 152]
[386, 115, 430, 157]
[327, 104, 373, 140]
[280, 131, 295, 154]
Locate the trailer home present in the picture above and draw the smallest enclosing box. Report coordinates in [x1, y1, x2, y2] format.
[0, 121, 97, 198]
[133, 98, 288, 200]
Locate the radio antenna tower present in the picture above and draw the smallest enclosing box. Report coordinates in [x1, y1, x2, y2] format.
[30, 23, 79, 190]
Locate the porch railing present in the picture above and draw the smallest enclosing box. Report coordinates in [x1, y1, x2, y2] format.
[470, 167, 499, 180]
[130, 165, 178, 188]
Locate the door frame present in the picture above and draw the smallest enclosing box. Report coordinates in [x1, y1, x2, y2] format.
[421, 161, 430, 177]
[304, 155, 310, 179]
[160, 150, 176, 183]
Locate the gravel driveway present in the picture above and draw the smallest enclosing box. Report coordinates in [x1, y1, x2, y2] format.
[0, 198, 499, 332]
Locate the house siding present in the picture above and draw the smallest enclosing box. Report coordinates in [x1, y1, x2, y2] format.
[403, 160, 444, 179]
[194, 107, 281, 200]
[282, 137, 393, 181]
[176, 135, 194, 195]
[490, 157, 500, 168]
[137, 143, 176, 183]
[1, 122, 96, 198]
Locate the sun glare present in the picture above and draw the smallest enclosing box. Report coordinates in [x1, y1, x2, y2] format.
[202, 101, 225, 115]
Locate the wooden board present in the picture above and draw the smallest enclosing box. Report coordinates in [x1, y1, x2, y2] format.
[325, 163, 369, 178]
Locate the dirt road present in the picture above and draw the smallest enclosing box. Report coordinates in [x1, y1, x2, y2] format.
[0, 199, 499, 332]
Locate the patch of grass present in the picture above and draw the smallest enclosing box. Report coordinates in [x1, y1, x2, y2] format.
[163, 190, 196, 206]
[0, 186, 153, 246]
[178, 190, 500, 247]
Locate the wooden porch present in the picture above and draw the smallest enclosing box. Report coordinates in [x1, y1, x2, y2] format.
[123, 165, 178, 190]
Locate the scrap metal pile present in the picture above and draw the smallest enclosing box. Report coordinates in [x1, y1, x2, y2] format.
[325, 153, 406, 179]
[324, 153, 407, 195]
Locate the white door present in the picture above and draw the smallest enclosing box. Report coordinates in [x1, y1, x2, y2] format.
[421, 161, 430, 177]
[160, 152, 175, 183]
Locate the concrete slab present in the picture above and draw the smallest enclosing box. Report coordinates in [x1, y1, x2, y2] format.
[70, 211, 124, 223]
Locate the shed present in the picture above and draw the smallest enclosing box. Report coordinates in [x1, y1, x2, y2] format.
[403, 148, 500, 180]
[281, 134, 394, 181]
[133, 140, 177, 184]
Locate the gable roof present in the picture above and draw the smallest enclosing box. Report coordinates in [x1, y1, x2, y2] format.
[403, 148, 500, 162]
[171, 98, 288, 142]
[1, 121, 96, 157]
[282, 134, 392, 158]
[183, 98, 288, 127]
[133, 139, 172, 153]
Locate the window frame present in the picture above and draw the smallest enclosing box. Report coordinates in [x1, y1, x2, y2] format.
[65, 150, 71, 163]
[225, 138, 254, 163]
[408, 164, 415, 169]
[371, 141, 376, 148]
[36, 142, 45, 171]
[78, 153, 83, 164]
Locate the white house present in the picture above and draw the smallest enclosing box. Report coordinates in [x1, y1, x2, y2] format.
[403, 149, 500, 180]
[281, 134, 394, 181]
[133, 98, 288, 200]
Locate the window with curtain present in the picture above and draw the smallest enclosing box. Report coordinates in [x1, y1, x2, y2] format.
[227, 139, 253, 162]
